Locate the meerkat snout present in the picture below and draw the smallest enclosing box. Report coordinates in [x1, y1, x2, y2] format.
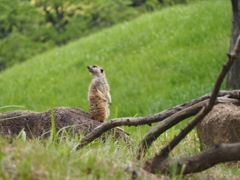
[87, 65, 105, 78]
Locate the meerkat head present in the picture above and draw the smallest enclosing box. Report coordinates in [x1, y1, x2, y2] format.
[87, 65, 105, 78]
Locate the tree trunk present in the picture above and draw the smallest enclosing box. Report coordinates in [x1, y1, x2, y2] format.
[226, 0, 240, 89]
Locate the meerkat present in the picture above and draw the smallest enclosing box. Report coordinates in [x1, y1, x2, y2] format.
[87, 65, 111, 122]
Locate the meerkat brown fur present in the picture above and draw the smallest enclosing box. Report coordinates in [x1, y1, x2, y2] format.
[87, 65, 111, 122]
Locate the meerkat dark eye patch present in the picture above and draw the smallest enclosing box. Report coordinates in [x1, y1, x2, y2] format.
[100, 69, 104, 73]
[92, 65, 97, 68]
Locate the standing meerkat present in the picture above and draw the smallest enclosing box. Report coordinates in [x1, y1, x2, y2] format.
[87, 65, 111, 122]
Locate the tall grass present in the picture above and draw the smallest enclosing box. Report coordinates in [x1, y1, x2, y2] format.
[0, 0, 238, 179]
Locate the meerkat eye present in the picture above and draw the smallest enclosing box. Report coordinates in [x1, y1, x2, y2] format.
[92, 65, 97, 68]
[100, 69, 104, 73]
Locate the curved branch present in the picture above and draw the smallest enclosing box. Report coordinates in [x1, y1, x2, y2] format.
[142, 143, 240, 175]
[76, 91, 233, 149]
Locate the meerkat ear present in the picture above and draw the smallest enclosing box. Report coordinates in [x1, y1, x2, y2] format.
[100, 69, 104, 73]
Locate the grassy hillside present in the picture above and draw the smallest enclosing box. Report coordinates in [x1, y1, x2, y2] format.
[0, 0, 231, 117]
[1, 0, 239, 179]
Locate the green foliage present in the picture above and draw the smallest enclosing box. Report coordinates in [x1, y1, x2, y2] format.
[161, 0, 192, 5]
[0, 0, 38, 38]
[0, 0, 195, 71]
[131, 0, 194, 11]
[0, 0, 138, 70]
[0, 0, 52, 70]
[36, 0, 138, 44]
[0, 32, 51, 68]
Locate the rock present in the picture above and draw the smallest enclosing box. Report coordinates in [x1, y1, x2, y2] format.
[197, 103, 240, 150]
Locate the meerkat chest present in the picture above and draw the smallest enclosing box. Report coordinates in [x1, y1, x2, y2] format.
[92, 78, 109, 91]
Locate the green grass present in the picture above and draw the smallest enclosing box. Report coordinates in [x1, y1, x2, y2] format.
[0, 0, 238, 179]
[0, 136, 132, 179]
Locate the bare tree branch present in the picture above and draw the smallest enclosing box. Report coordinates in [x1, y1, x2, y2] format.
[142, 34, 240, 174]
[135, 97, 240, 160]
[76, 91, 234, 149]
[141, 143, 240, 175]
[76, 89, 240, 150]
